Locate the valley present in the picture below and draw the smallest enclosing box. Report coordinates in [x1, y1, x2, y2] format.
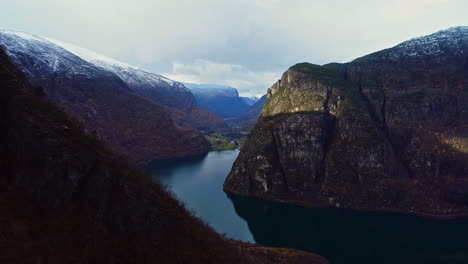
[0, 46, 327, 264]
[1, 21, 468, 264]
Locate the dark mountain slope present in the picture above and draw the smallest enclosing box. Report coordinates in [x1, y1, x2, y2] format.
[225, 26, 468, 217]
[0, 47, 328, 264]
[0, 30, 211, 163]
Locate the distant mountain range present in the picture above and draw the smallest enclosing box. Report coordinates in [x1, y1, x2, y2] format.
[237, 94, 267, 122]
[240, 96, 259, 106]
[184, 82, 259, 119]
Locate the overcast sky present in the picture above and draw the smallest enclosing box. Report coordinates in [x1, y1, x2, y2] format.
[1, 0, 467, 96]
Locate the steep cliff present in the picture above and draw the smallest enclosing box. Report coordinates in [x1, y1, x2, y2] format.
[0, 29, 213, 163]
[225, 26, 468, 217]
[0, 47, 328, 264]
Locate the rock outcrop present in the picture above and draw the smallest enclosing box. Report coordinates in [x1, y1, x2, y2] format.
[0, 47, 328, 264]
[225, 26, 468, 217]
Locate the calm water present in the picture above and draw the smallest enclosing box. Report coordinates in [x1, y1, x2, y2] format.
[148, 150, 254, 242]
[148, 150, 468, 264]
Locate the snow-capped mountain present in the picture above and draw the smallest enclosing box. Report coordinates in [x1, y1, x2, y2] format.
[392, 26, 468, 58]
[48, 38, 179, 86]
[0, 29, 234, 161]
[0, 29, 229, 133]
[355, 26, 468, 62]
[47, 38, 194, 109]
[0, 29, 186, 92]
[0, 29, 108, 81]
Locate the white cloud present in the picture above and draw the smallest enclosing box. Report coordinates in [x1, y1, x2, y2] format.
[163, 60, 280, 96]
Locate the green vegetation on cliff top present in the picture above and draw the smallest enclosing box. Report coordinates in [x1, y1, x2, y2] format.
[290, 62, 347, 88]
[263, 62, 366, 118]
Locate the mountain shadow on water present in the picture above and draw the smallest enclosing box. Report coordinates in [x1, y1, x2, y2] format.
[228, 193, 468, 264]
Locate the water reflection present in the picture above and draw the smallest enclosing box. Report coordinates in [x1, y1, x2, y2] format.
[228, 193, 468, 264]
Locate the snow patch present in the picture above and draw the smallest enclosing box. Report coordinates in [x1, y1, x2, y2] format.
[47, 38, 186, 90]
[389, 26, 468, 59]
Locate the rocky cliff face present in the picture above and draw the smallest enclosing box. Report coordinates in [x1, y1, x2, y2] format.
[0, 29, 213, 163]
[225, 27, 468, 217]
[0, 47, 328, 264]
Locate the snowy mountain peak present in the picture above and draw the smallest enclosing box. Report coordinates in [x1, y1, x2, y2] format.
[394, 26, 468, 55]
[0, 28, 188, 93]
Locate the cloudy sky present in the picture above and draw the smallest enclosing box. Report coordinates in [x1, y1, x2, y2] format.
[1, 0, 467, 96]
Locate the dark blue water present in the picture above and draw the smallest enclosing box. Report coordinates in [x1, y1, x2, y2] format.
[148, 150, 468, 264]
[148, 150, 254, 242]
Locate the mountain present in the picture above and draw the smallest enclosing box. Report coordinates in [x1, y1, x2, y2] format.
[225, 26, 468, 217]
[0, 29, 213, 163]
[184, 83, 251, 118]
[48, 39, 230, 133]
[230, 94, 267, 131]
[240, 96, 260, 106]
[0, 47, 328, 264]
[238, 94, 267, 121]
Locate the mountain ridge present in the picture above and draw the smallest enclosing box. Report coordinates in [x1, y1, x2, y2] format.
[44, 35, 230, 133]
